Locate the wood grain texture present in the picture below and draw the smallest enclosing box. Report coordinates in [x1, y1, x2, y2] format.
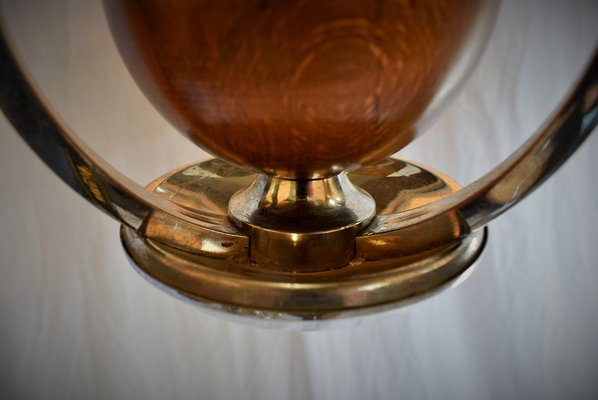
[104, 0, 483, 178]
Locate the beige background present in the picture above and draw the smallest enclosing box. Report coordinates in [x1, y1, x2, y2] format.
[1, 0, 597, 399]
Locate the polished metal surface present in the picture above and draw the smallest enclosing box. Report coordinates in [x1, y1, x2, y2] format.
[229, 173, 375, 271]
[229, 174, 375, 233]
[122, 157, 486, 324]
[122, 225, 486, 327]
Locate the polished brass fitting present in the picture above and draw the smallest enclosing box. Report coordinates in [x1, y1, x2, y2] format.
[228, 174, 375, 271]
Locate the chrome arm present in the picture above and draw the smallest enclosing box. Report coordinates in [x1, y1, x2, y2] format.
[0, 30, 237, 235]
[364, 48, 598, 234]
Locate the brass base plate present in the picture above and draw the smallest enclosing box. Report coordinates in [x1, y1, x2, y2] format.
[121, 158, 486, 328]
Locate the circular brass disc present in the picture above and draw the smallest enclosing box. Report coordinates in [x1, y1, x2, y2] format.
[121, 158, 486, 328]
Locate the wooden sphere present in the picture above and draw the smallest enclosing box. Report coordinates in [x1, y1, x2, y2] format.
[105, 0, 491, 178]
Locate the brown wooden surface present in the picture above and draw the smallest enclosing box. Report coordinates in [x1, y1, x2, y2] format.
[105, 0, 483, 178]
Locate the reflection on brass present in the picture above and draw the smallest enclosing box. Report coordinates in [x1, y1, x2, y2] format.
[75, 165, 107, 203]
[122, 158, 485, 323]
[123, 225, 485, 327]
[229, 173, 375, 272]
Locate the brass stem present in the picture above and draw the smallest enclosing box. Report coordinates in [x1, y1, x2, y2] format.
[228, 173, 375, 272]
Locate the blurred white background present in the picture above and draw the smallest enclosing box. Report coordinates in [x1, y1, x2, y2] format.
[0, 0, 597, 399]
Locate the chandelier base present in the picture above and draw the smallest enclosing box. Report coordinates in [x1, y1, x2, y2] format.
[120, 158, 487, 327]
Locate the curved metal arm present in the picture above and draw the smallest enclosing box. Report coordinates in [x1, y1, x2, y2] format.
[1, 23, 596, 237]
[365, 47, 598, 234]
[0, 30, 234, 234]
